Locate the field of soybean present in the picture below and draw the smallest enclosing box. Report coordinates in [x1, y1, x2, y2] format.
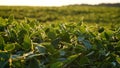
[0, 5, 120, 68]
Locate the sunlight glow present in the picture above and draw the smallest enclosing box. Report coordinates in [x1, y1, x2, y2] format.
[0, 0, 120, 6]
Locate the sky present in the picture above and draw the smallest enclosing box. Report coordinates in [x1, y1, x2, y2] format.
[0, 0, 120, 6]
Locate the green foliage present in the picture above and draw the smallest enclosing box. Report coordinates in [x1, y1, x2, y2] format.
[0, 6, 120, 23]
[0, 35, 5, 50]
[22, 35, 32, 50]
[0, 52, 10, 68]
[0, 16, 120, 68]
[4, 43, 15, 51]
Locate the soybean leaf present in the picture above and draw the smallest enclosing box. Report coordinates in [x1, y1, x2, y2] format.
[27, 58, 40, 68]
[77, 20, 83, 26]
[63, 53, 81, 67]
[51, 38, 60, 49]
[61, 32, 70, 43]
[0, 52, 10, 68]
[22, 35, 31, 50]
[4, 43, 15, 51]
[9, 29, 17, 42]
[116, 57, 120, 64]
[82, 40, 92, 50]
[104, 32, 110, 40]
[47, 31, 56, 40]
[0, 61, 8, 68]
[8, 15, 14, 24]
[0, 52, 10, 59]
[117, 41, 120, 47]
[36, 44, 46, 55]
[50, 62, 63, 68]
[40, 42, 56, 54]
[79, 56, 90, 65]
[18, 29, 28, 44]
[0, 35, 5, 50]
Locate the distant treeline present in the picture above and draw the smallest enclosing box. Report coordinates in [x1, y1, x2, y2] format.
[69, 3, 120, 7]
[98, 3, 120, 7]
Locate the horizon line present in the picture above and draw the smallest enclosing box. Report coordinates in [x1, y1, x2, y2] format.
[0, 2, 120, 7]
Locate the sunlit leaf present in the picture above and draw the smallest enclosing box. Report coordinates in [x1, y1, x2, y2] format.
[8, 15, 14, 24]
[4, 43, 15, 51]
[50, 62, 63, 68]
[116, 57, 120, 64]
[22, 35, 32, 50]
[64, 53, 81, 64]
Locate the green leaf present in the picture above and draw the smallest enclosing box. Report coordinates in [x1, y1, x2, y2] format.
[51, 38, 60, 49]
[116, 57, 120, 64]
[79, 56, 89, 65]
[22, 23, 31, 31]
[36, 44, 46, 55]
[104, 32, 110, 40]
[27, 58, 40, 68]
[0, 61, 8, 68]
[50, 62, 63, 68]
[117, 41, 120, 46]
[64, 53, 81, 64]
[0, 35, 5, 50]
[0, 17, 6, 26]
[61, 32, 70, 42]
[0, 51, 10, 59]
[94, 39, 103, 49]
[22, 35, 31, 50]
[4, 43, 15, 51]
[41, 42, 56, 54]
[82, 40, 92, 50]
[0, 52, 10, 68]
[31, 32, 43, 43]
[18, 29, 28, 43]
[47, 31, 56, 40]
[79, 25, 86, 33]
[8, 15, 14, 24]
[77, 20, 83, 26]
[45, 28, 50, 33]
[0, 18, 7, 31]
[0, 35, 5, 44]
[9, 29, 17, 42]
